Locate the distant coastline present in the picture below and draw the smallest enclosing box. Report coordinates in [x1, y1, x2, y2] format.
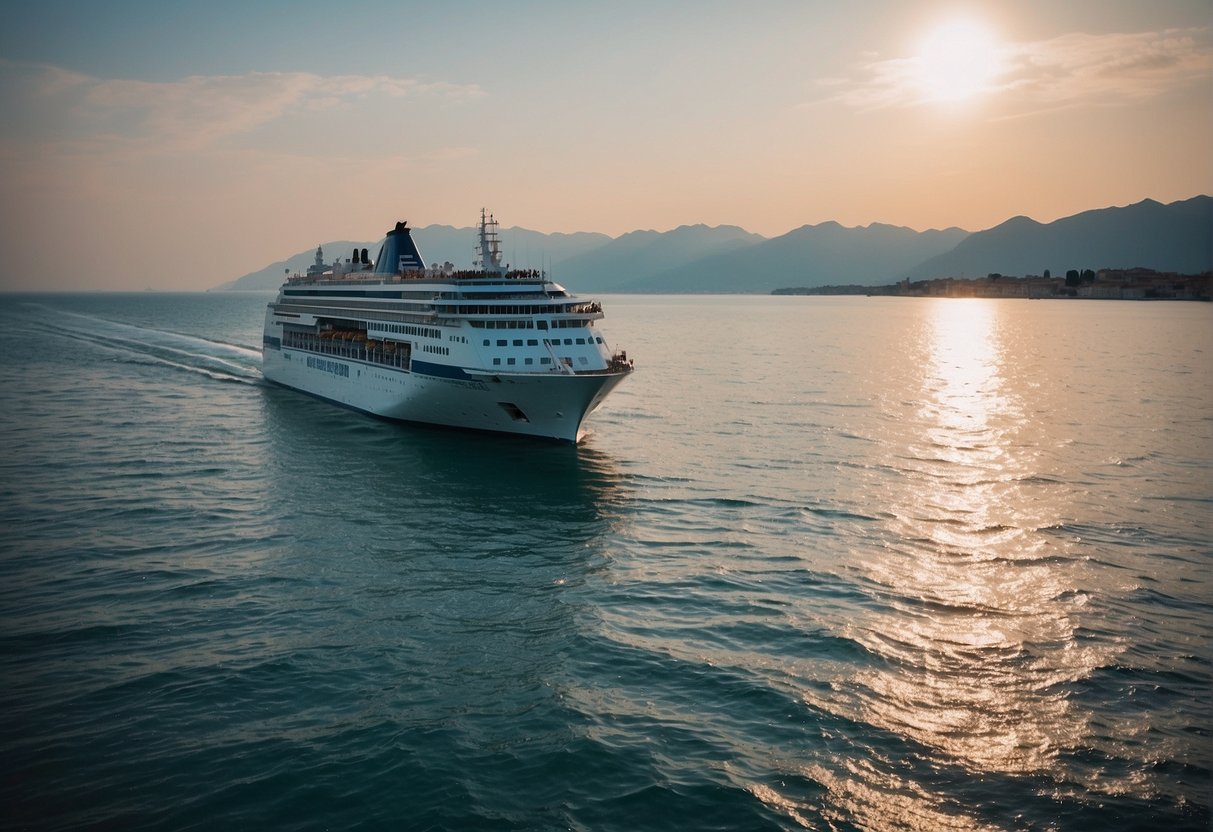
[773, 268, 1212, 302]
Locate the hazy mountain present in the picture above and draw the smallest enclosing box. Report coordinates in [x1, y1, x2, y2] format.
[215, 224, 610, 290]
[626, 222, 968, 292]
[552, 224, 766, 291]
[215, 240, 376, 291]
[215, 196, 1211, 292]
[904, 195, 1213, 281]
[423, 224, 611, 273]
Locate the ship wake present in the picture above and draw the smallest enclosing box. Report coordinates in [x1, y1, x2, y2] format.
[19, 308, 263, 386]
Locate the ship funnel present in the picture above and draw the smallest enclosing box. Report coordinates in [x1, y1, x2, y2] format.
[372, 220, 426, 274]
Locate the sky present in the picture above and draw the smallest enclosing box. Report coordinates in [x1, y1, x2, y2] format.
[0, 0, 1209, 291]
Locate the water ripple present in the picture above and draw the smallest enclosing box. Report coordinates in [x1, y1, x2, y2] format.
[1, 294, 1209, 831]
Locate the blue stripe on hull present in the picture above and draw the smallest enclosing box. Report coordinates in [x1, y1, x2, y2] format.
[410, 360, 472, 380]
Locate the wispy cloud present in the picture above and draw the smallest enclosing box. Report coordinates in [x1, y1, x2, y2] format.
[0, 61, 484, 152]
[814, 27, 1213, 113]
[999, 29, 1213, 104]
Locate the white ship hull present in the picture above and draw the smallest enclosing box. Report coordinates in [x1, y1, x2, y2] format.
[263, 345, 627, 443]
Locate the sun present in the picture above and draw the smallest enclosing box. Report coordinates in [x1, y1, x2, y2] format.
[914, 19, 1003, 103]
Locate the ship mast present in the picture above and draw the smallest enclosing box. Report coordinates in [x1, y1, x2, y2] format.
[475, 208, 506, 275]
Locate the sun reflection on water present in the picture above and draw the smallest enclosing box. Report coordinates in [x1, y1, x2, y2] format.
[835, 299, 1105, 779]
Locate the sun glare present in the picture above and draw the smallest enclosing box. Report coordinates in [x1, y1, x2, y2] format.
[915, 19, 1003, 103]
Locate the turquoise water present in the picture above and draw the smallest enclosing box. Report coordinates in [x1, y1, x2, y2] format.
[0, 292, 1209, 830]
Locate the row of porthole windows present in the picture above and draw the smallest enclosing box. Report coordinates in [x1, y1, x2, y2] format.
[484, 337, 604, 347]
[470, 320, 535, 329]
[468, 320, 597, 330]
[380, 323, 440, 339]
[494, 357, 550, 366]
[421, 344, 449, 355]
[448, 304, 596, 316]
[492, 356, 592, 367]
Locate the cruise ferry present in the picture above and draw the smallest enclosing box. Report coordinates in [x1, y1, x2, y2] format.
[262, 211, 633, 442]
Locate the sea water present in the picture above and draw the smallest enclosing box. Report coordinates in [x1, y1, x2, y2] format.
[0, 292, 1209, 830]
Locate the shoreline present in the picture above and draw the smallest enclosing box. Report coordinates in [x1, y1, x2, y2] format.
[774, 269, 1212, 302]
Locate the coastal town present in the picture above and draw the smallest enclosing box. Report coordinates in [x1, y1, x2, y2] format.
[775, 268, 1212, 301]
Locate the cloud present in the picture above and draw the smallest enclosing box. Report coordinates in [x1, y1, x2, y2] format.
[813, 56, 921, 111]
[1000, 29, 1213, 104]
[0, 61, 485, 153]
[814, 27, 1213, 113]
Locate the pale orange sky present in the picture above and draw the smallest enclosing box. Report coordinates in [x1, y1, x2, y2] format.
[0, 1, 1209, 290]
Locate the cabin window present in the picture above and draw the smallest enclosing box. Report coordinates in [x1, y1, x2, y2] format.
[483, 339, 490, 346]
[527, 339, 538, 346]
[513, 339, 523, 346]
[493, 358, 501, 365]
[497, 339, 507, 347]
[525, 358, 534, 365]
[507, 358, 516, 365]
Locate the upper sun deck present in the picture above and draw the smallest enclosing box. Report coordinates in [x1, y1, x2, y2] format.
[279, 271, 574, 305]
[285, 268, 548, 287]
[278, 212, 582, 305]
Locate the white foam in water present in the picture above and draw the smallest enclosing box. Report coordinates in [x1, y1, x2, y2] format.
[25, 308, 263, 384]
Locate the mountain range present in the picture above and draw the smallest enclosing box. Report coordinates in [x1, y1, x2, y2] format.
[215, 195, 1211, 292]
[903, 196, 1211, 281]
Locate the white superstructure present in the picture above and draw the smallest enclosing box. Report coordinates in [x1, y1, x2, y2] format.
[262, 212, 633, 442]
